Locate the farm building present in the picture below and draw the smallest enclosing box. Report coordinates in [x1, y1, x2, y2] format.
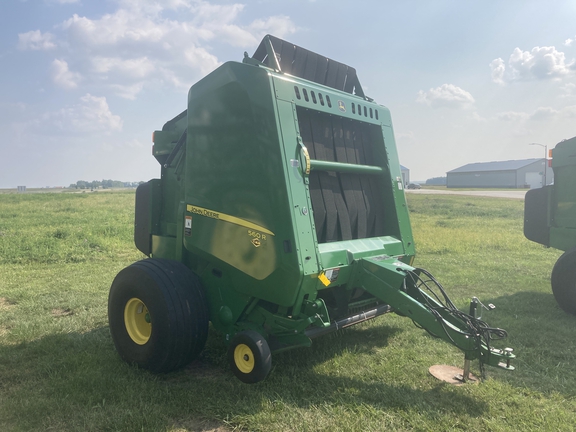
[447, 158, 552, 189]
[400, 165, 409, 186]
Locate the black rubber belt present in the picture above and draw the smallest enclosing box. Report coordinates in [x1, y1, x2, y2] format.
[339, 117, 368, 239]
[310, 112, 352, 242]
[297, 108, 385, 242]
[331, 116, 359, 239]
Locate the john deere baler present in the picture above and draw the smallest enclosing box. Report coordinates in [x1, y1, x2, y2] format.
[108, 35, 515, 383]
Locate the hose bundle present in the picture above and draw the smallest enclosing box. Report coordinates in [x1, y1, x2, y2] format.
[405, 268, 508, 377]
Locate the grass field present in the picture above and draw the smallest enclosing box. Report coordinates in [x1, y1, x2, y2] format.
[1, 190, 574, 431]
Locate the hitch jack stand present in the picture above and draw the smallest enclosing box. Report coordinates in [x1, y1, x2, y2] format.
[429, 359, 479, 385]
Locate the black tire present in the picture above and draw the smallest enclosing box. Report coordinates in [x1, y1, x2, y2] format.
[551, 248, 576, 315]
[108, 258, 209, 373]
[227, 330, 272, 384]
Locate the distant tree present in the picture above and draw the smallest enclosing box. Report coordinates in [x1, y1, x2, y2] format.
[70, 179, 145, 189]
[426, 176, 447, 185]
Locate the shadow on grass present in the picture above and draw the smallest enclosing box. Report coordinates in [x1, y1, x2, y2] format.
[3, 292, 574, 431]
[0, 319, 489, 431]
[482, 290, 576, 396]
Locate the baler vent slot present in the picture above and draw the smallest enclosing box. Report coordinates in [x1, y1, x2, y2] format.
[297, 107, 387, 243]
[294, 86, 328, 107]
[253, 35, 365, 97]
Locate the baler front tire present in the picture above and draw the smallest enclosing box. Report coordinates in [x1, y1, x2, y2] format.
[228, 330, 271, 384]
[551, 248, 576, 315]
[108, 259, 209, 373]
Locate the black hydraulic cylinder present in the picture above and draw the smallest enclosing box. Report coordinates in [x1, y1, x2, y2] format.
[305, 304, 392, 339]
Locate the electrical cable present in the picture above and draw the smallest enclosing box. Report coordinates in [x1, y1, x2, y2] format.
[406, 268, 508, 377]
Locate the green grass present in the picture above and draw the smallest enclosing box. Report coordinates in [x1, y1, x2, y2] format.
[1, 191, 575, 431]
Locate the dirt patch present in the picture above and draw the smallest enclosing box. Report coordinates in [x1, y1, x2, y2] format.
[0, 297, 16, 310]
[170, 419, 232, 432]
[51, 308, 74, 317]
[0, 325, 10, 337]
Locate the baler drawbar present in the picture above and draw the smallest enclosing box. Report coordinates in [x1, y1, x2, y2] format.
[108, 35, 515, 383]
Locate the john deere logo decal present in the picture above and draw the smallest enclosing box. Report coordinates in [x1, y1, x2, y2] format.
[338, 100, 346, 112]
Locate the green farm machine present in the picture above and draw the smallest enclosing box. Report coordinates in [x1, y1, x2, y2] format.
[108, 35, 515, 383]
[525, 136, 576, 315]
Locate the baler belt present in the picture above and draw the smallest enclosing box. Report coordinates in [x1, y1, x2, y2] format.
[333, 118, 360, 239]
[297, 108, 386, 243]
[353, 122, 386, 237]
[308, 114, 342, 242]
[311, 114, 353, 242]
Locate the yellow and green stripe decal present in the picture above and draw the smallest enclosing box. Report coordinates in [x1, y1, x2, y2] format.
[186, 204, 275, 236]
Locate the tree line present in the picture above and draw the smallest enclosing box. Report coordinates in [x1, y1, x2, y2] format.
[68, 180, 144, 189]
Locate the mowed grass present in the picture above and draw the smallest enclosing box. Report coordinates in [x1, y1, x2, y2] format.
[1, 191, 575, 431]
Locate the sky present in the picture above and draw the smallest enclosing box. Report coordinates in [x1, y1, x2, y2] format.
[1, 0, 576, 188]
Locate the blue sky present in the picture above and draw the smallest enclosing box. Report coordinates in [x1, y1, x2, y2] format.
[1, 0, 576, 187]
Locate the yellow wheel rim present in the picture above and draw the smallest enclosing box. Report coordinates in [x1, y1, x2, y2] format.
[124, 298, 151, 345]
[234, 344, 255, 374]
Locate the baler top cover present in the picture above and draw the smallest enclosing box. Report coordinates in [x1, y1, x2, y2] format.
[251, 34, 365, 97]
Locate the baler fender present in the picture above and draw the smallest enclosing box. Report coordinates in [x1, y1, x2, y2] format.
[524, 186, 551, 247]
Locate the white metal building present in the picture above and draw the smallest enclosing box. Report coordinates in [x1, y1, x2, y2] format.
[400, 165, 409, 186]
[447, 158, 552, 189]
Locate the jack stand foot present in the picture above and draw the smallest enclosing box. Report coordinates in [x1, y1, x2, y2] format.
[429, 365, 479, 385]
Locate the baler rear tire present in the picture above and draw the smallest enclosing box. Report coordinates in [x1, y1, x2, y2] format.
[551, 248, 576, 315]
[228, 330, 271, 384]
[108, 258, 209, 373]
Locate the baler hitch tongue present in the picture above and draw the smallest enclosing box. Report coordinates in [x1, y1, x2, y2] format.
[358, 258, 515, 375]
[497, 347, 516, 370]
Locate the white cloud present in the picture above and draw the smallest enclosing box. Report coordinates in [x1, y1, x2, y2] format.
[490, 58, 505, 85]
[91, 56, 156, 79]
[18, 30, 56, 50]
[529, 106, 559, 121]
[470, 111, 488, 122]
[109, 83, 145, 100]
[560, 82, 576, 98]
[33, 2, 296, 97]
[496, 111, 529, 122]
[561, 105, 576, 118]
[248, 15, 297, 42]
[565, 37, 575, 47]
[416, 84, 475, 109]
[45, 94, 123, 133]
[491, 46, 575, 83]
[183, 46, 220, 75]
[496, 105, 576, 122]
[51, 59, 81, 89]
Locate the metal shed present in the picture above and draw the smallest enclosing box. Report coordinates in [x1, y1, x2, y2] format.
[447, 158, 552, 189]
[400, 165, 409, 186]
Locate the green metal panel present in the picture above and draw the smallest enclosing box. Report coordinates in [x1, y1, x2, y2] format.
[181, 61, 306, 310]
[549, 136, 576, 250]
